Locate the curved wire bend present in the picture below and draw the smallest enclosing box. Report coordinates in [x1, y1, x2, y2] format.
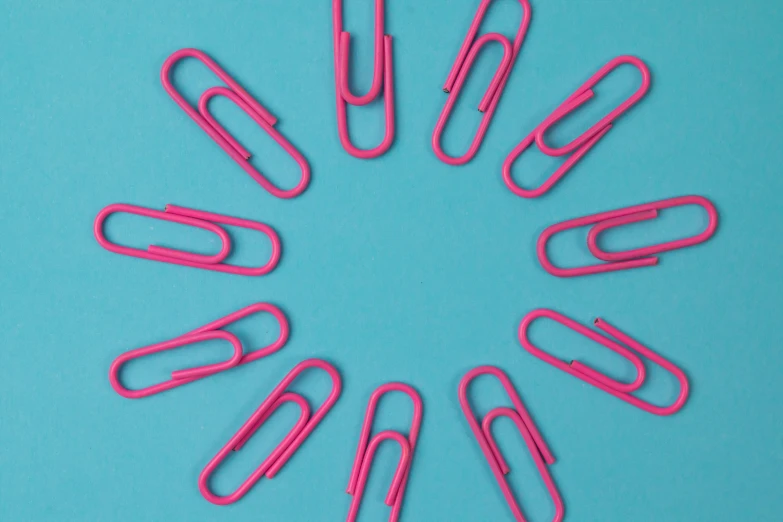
[333, 0, 395, 159]
[459, 366, 564, 522]
[94, 203, 281, 276]
[432, 0, 531, 165]
[347, 431, 412, 522]
[537, 195, 719, 277]
[518, 309, 690, 416]
[198, 358, 342, 505]
[161, 48, 310, 198]
[503, 56, 650, 197]
[109, 303, 289, 399]
[346, 383, 423, 522]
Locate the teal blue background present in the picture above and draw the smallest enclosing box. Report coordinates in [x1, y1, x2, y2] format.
[1, 0, 781, 520]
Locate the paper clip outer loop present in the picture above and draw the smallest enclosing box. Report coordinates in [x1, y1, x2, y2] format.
[346, 383, 423, 522]
[334, 0, 386, 106]
[198, 358, 342, 505]
[333, 2, 395, 159]
[433, 0, 531, 165]
[534, 55, 650, 157]
[161, 48, 310, 198]
[109, 303, 289, 399]
[459, 366, 562, 522]
[537, 195, 718, 277]
[109, 330, 243, 399]
[347, 431, 412, 522]
[519, 309, 690, 416]
[94, 203, 281, 276]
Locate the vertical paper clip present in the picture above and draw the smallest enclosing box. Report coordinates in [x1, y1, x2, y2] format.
[333, 0, 395, 158]
[503, 56, 650, 197]
[198, 358, 342, 505]
[346, 383, 423, 522]
[518, 309, 690, 415]
[109, 303, 289, 399]
[432, 0, 531, 165]
[537, 195, 719, 277]
[94, 203, 281, 276]
[459, 366, 564, 522]
[161, 48, 310, 198]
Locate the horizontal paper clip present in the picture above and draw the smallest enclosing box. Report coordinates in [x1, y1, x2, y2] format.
[346, 383, 423, 522]
[432, 0, 531, 165]
[198, 359, 342, 505]
[503, 56, 650, 197]
[94, 203, 281, 276]
[537, 195, 718, 277]
[109, 303, 289, 399]
[333, 0, 395, 158]
[459, 366, 563, 522]
[161, 48, 310, 198]
[518, 309, 689, 415]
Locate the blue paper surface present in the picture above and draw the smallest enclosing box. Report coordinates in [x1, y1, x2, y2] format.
[1, 1, 781, 520]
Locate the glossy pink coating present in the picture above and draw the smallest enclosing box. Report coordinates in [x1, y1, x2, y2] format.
[346, 383, 422, 522]
[94, 203, 281, 276]
[503, 56, 649, 197]
[333, 0, 395, 158]
[109, 331, 242, 399]
[347, 431, 411, 522]
[537, 195, 719, 277]
[109, 303, 289, 399]
[502, 122, 611, 198]
[432, 0, 531, 165]
[519, 309, 690, 416]
[199, 358, 342, 505]
[535, 56, 650, 156]
[459, 366, 563, 522]
[161, 48, 310, 198]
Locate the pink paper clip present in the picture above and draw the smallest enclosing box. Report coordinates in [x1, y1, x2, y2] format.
[518, 309, 690, 416]
[346, 383, 422, 522]
[109, 303, 289, 399]
[432, 0, 531, 165]
[198, 358, 342, 505]
[537, 195, 719, 277]
[459, 366, 563, 522]
[94, 203, 281, 276]
[161, 48, 310, 198]
[333, 0, 395, 159]
[503, 56, 650, 197]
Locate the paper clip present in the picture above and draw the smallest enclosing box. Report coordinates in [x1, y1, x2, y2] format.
[459, 366, 564, 522]
[346, 383, 422, 522]
[109, 303, 289, 399]
[432, 0, 531, 165]
[537, 195, 719, 277]
[503, 56, 650, 197]
[333, 0, 395, 159]
[519, 309, 690, 416]
[94, 203, 281, 276]
[198, 358, 342, 505]
[161, 48, 310, 198]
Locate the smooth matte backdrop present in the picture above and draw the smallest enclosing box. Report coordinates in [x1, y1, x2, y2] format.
[1, 0, 781, 521]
